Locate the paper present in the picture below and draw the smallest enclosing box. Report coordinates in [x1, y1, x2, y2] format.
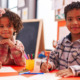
[0, 75, 28, 80]
[28, 73, 61, 80]
[18, 0, 25, 8]
[22, 7, 28, 20]
[17, 10, 21, 17]
[52, 0, 63, 10]
[0, 66, 17, 73]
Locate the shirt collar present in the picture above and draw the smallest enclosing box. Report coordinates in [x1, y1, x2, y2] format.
[65, 33, 80, 43]
[66, 33, 72, 41]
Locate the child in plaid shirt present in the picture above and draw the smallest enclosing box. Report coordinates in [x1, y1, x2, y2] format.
[41, 1, 80, 77]
[0, 8, 26, 68]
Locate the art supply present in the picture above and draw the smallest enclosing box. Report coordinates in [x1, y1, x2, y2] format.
[19, 68, 29, 74]
[26, 59, 34, 70]
[32, 53, 34, 59]
[20, 72, 44, 75]
[46, 53, 49, 64]
[31, 54, 33, 59]
[19, 71, 30, 75]
[27, 54, 30, 59]
[24, 54, 28, 59]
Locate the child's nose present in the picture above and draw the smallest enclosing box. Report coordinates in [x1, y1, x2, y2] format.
[3, 27, 8, 30]
[73, 19, 78, 24]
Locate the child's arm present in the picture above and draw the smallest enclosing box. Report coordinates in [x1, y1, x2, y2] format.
[0, 39, 26, 66]
[56, 68, 74, 77]
[10, 40, 26, 66]
[40, 48, 60, 72]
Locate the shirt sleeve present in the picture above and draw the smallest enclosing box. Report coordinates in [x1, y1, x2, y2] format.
[40, 46, 60, 70]
[69, 65, 80, 76]
[48, 47, 59, 70]
[40, 39, 64, 70]
[10, 40, 26, 66]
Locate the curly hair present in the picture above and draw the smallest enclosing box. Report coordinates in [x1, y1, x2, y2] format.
[64, 1, 80, 20]
[0, 8, 23, 34]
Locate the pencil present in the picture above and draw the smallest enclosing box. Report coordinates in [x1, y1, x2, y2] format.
[46, 52, 49, 64]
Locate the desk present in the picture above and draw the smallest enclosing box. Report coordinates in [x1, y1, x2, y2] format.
[0, 66, 80, 80]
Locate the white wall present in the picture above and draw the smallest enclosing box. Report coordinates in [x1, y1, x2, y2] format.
[37, 0, 57, 50]
[1, 0, 7, 8]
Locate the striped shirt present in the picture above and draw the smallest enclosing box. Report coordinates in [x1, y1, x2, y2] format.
[49, 33, 80, 76]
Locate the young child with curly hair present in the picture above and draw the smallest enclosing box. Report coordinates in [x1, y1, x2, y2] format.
[0, 8, 26, 68]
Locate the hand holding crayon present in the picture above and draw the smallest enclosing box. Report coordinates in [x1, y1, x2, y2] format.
[40, 53, 52, 73]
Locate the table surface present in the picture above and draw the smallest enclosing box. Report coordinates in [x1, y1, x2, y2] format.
[0, 65, 80, 80]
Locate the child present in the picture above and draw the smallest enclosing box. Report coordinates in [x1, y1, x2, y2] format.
[0, 8, 26, 67]
[41, 1, 80, 77]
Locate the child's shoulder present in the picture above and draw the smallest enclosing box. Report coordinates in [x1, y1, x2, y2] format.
[57, 37, 66, 45]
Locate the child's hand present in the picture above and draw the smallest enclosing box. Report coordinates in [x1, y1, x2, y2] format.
[0, 39, 15, 47]
[40, 62, 52, 73]
[0, 8, 5, 17]
[56, 68, 74, 77]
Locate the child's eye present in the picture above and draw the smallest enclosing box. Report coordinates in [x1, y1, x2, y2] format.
[77, 17, 80, 21]
[0, 26, 4, 28]
[67, 18, 72, 21]
[7, 24, 11, 28]
[8, 23, 11, 28]
[8, 25, 11, 27]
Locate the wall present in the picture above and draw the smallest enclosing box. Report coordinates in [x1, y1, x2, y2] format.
[17, 0, 36, 19]
[1, 0, 7, 8]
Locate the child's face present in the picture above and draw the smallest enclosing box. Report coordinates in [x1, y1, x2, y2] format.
[66, 9, 80, 35]
[0, 17, 16, 39]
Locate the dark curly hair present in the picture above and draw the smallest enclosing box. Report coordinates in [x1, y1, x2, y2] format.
[64, 1, 80, 20]
[0, 8, 23, 34]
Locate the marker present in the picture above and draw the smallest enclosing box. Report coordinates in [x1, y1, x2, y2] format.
[24, 54, 28, 59]
[19, 71, 30, 75]
[28, 54, 30, 59]
[31, 54, 33, 59]
[20, 72, 44, 75]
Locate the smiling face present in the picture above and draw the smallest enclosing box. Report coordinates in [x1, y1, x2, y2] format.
[66, 9, 80, 35]
[0, 17, 16, 39]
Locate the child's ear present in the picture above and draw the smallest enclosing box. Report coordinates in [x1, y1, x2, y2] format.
[13, 32, 16, 35]
[13, 30, 16, 35]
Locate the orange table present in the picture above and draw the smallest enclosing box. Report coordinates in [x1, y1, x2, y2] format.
[0, 66, 80, 80]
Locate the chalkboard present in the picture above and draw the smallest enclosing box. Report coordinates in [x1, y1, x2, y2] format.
[16, 19, 45, 58]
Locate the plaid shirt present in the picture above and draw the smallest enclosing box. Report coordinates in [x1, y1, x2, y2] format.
[0, 38, 26, 66]
[49, 33, 80, 76]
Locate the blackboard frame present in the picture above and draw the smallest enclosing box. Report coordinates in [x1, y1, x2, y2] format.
[17, 19, 45, 58]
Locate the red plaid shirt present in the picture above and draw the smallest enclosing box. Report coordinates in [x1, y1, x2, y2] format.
[0, 39, 26, 66]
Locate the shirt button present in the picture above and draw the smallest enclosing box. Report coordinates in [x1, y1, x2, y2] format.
[66, 57, 68, 60]
[66, 67, 68, 68]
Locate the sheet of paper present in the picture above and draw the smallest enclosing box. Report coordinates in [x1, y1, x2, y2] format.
[28, 73, 61, 80]
[17, 10, 21, 17]
[0, 75, 28, 80]
[22, 7, 28, 20]
[0, 66, 17, 73]
[18, 0, 25, 8]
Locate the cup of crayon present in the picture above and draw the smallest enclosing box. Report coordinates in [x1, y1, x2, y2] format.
[26, 59, 34, 70]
